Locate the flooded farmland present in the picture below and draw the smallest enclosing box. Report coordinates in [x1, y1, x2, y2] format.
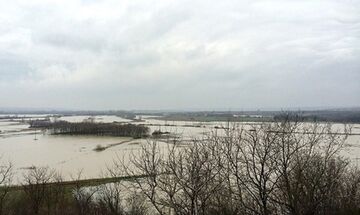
[1, 114, 360, 183]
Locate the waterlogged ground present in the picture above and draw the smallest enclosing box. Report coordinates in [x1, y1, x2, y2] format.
[0, 114, 359, 183]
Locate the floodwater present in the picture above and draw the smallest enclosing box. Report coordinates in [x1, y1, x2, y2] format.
[0, 114, 360, 183]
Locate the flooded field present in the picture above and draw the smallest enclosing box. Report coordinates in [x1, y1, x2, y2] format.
[1, 114, 360, 182]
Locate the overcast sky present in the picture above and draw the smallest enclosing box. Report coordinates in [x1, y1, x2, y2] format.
[0, 0, 359, 110]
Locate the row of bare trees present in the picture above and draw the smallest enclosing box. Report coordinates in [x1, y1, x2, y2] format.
[0, 165, 149, 215]
[113, 119, 360, 215]
[0, 159, 12, 215]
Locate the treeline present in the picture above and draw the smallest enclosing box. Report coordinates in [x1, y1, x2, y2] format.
[0, 110, 135, 116]
[39, 121, 149, 138]
[117, 120, 360, 215]
[155, 110, 360, 123]
[0, 166, 148, 215]
[274, 110, 360, 123]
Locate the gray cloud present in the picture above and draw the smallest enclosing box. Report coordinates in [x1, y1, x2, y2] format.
[0, 0, 359, 110]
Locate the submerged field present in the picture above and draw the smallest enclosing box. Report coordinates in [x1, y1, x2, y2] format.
[1, 114, 360, 183]
[1, 114, 360, 215]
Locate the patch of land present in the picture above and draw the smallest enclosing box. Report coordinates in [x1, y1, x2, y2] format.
[93, 139, 133, 152]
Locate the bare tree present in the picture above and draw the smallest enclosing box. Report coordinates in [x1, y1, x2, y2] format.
[71, 170, 99, 215]
[106, 116, 360, 215]
[115, 140, 165, 214]
[126, 191, 149, 215]
[97, 182, 125, 215]
[22, 167, 56, 215]
[0, 159, 12, 215]
[43, 172, 66, 215]
[113, 136, 224, 215]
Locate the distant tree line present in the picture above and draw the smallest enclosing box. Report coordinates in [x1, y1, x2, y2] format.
[33, 121, 149, 138]
[274, 111, 360, 123]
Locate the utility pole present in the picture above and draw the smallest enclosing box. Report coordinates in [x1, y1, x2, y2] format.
[34, 127, 38, 141]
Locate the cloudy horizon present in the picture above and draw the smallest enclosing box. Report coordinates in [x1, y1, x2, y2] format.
[0, 0, 359, 110]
